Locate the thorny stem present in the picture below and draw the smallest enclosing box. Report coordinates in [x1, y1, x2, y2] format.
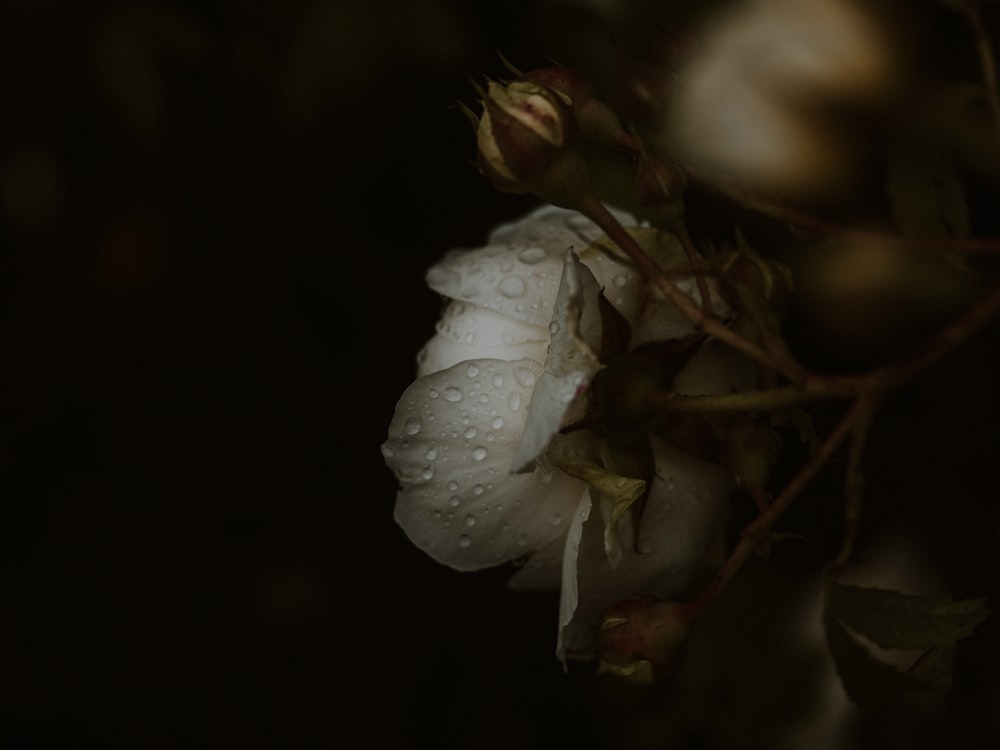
[829, 404, 877, 575]
[644, 383, 854, 414]
[577, 194, 808, 382]
[674, 278, 1000, 614]
[689, 399, 869, 617]
[667, 216, 715, 316]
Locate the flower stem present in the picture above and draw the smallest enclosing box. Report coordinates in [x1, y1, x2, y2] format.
[689, 399, 868, 617]
[577, 195, 807, 382]
[644, 383, 855, 415]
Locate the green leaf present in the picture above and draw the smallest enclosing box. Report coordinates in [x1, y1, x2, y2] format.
[823, 612, 925, 710]
[825, 582, 990, 650]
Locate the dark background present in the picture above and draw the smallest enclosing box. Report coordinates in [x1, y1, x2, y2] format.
[1, 1, 997, 748]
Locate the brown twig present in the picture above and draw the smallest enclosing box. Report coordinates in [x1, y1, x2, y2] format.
[577, 194, 809, 382]
[689, 399, 869, 617]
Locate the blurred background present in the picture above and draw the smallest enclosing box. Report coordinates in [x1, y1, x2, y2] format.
[1, 0, 997, 747]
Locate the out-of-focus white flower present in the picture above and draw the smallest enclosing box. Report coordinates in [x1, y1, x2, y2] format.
[382, 205, 754, 658]
[666, 0, 896, 200]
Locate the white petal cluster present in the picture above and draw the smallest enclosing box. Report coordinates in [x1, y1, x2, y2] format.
[382, 205, 753, 658]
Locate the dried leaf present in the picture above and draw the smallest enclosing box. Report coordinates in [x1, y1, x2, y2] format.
[826, 582, 990, 650]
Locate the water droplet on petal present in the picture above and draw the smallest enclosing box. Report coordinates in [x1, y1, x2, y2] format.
[548, 321, 560, 334]
[508, 392, 521, 411]
[491, 374, 504, 387]
[464, 426, 477, 439]
[491, 417, 504, 429]
[449, 496, 461, 508]
[465, 363, 480, 377]
[421, 466, 434, 480]
[473, 484, 484, 495]
[425, 447, 438, 461]
[448, 480, 458, 492]
[457, 535, 472, 549]
[498, 275, 526, 298]
[550, 514, 563, 525]
[514, 366, 536, 387]
[443, 386, 463, 402]
[518, 246, 546, 265]
[464, 515, 476, 527]
[404, 416, 421, 436]
[472, 446, 487, 461]
[428, 389, 439, 399]
[613, 273, 628, 287]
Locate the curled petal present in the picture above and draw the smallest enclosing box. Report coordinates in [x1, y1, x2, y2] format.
[512, 251, 602, 473]
[557, 438, 732, 659]
[383, 358, 586, 570]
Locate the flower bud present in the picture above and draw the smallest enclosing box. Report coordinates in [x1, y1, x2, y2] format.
[634, 152, 687, 209]
[472, 78, 593, 208]
[597, 595, 695, 683]
[522, 67, 636, 152]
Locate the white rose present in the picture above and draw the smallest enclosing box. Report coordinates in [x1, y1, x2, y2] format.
[382, 205, 755, 658]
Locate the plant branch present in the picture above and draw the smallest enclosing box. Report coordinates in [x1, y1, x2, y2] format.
[577, 194, 808, 382]
[689, 399, 868, 617]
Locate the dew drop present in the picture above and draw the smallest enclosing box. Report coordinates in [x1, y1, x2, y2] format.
[491, 374, 504, 387]
[472, 446, 487, 461]
[464, 515, 476, 527]
[424, 447, 438, 461]
[514, 366, 536, 387]
[449, 496, 461, 508]
[498, 275, 526, 298]
[428, 389, 439, 399]
[464, 426, 477, 439]
[550, 514, 563, 526]
[443, 387, 463, 402]
[508, 392, 521, 411]
[457, 535, 472, 549]
[613, 273, 628, 287]
[516, 532, 529, 547]
[403, 416, 421, 436]
[421, 466, 434, 480]
[491, 417, 504, 429]
[448, 480, 459, 492]
[518, 246, 546, 265]
[465, 363, 480, 377]
[548, 321, 560, 335]
[473, 484, 484, 495]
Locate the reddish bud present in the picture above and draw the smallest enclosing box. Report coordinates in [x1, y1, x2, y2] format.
[597, 595, 696, 682]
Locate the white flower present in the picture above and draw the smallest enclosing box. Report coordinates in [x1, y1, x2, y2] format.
[382, 205, 755, 658]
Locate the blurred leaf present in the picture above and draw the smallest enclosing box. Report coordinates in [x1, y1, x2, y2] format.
[826, 582, 989, 650]
[907, 646, 956, 691]
[886, 141, 970, 239]
[823, 611, 924, 710]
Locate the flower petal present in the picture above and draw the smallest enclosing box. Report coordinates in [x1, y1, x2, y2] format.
[417, 301, 548, 377]
[512, 251, 603, 473]
[383, 358, 586, 570]
[556, 438, 732, 658]
[425, 246, 567, 330]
